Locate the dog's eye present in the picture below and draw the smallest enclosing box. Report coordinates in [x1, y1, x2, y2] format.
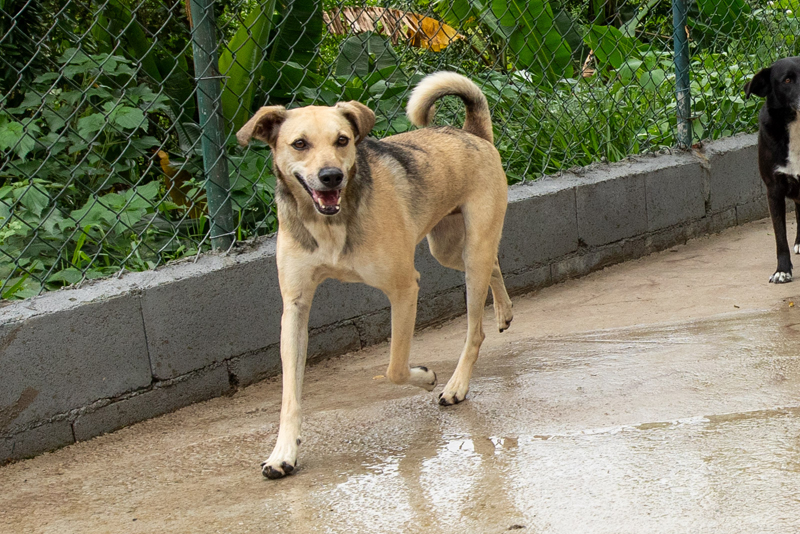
[786, 78, 793, 84]
[292, 139, 307, 150]
[337, 135, 350, 147]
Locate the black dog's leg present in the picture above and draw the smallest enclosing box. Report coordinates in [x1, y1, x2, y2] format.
[794, 201, 800, 254]
[768, 184, 792, 283]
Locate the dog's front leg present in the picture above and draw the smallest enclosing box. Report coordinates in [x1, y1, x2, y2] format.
[262, 279, 318, 479]
[794, 201, 800, 255]
[384, 272, 437, 391]
[768, 185, 793, 283]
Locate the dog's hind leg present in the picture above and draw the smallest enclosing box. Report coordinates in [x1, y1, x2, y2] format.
[428, 214, 513, 332]
[383, 268, 438, 391]
[794, 201, 800, 254]
[489, 258, 513, 332]
[262, 267, 320, 479]
[768, 185, 793, 283]
[437, 207, 504, 406]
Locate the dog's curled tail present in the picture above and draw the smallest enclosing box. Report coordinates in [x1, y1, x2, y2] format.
[406, 72, 493, 144]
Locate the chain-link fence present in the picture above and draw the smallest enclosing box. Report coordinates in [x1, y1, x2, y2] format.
[0, 0, 797, 300]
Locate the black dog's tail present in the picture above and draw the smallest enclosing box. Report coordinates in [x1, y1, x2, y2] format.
[406, 72, 493, 144]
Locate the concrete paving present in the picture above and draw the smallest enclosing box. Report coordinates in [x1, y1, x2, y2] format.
[3, 217, 800, 533]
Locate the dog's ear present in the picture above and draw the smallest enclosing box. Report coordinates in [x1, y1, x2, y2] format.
[744, 68, 771, 99]
[336, 101, 375, 144]
[236, 106, 288, 147]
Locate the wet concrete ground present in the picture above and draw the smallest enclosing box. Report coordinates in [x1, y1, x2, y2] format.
[3, 218, 800, 533]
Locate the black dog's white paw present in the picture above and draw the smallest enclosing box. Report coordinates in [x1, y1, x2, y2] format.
[794, 244, 800, 254]
[770, 271, 793, 284]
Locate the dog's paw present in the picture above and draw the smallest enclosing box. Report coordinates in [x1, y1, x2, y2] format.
[494, 301, 513, 333]
[261, 460, 296, 479]
[410, 366, 437, 391]
[438, 375, 469, 406]
[770, 271, 793, 284]
[261, 440, 300, 480]
[438, 390, 467, 406]
[794, 244, 800, 254]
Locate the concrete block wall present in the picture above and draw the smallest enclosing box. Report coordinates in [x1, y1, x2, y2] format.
[0, 134, 767, 463]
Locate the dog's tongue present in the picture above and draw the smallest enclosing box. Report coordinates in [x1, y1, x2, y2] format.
[311, 189, 340, 207]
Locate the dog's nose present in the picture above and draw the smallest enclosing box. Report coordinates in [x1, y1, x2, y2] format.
[318, 167, 344, 188]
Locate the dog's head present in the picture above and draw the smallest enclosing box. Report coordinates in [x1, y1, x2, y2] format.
[745, 57, 800, 110]
[237, 102, 375, 216]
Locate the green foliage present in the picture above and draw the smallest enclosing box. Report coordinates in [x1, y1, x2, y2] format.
[219, 0, 325, 132]
[92, 0, 197, 132]
[694, 0, 752, 37]
[436, 0, 572, 81]
[219, 0, 278, 132]
[336, 33, 403, 79]
[270, 0, 325, 68]
[0, 0, 46, 98]
[4, 0, 800, 300]
[482, 44, 762, 183]
[492, 0, 573, 81]
[0, 51, 190, 298]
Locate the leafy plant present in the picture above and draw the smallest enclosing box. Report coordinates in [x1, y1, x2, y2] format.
[436, 0, 573, 82]
[218, 0, 278, 132]
[0, 50, 188, 297]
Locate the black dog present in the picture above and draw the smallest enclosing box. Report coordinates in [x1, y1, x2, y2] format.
[745, 57, 800, 283]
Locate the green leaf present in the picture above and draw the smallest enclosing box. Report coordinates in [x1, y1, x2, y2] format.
[695, 0, 751, 36]
[18, 185, 50, 217]
[92, 1, 161, 82]
[269, 0, 324, 69]
[0, 121, 24, 151]
[584, 25, 639, 70]
[130, 136, 160, 152]
[112, 106, 146, 130]
[335, 33, 401, 80]
[15, 133, 37, 161]
[33, 72, 60, 84]
[618, 59, 644, 84]
[551, 3, 585, 55]
[436, 0, 480, 28]
[17, 91, 45, 111]
[58, 48, 92, 65]
[1, 273, 32, 299]
[72, 198, 115, 229]
[93, 0, 196, 131]
[124, 181, 161, 208]
[77, 113, 107, 139]
[48, 268, 84, 285]
[218, 0, 277, 132]
[620, 0, 660, 38]
[491, 0, 573, 82]
[638, 69, 667, 92]
[42, 108, 71, 132]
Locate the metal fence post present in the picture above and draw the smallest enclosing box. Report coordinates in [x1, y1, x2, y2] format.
[673, 0, 693, 149]
[189, 0, 235, 250]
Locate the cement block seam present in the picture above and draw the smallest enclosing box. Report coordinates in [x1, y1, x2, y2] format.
[1, 362, 229, 438]
[0, 133, 763, 462]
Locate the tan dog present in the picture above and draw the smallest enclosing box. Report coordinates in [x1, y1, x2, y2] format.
[237, 72, 513, 479]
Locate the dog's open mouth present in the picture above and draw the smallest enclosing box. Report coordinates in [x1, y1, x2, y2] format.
[295, 173, 342, 215]
[309, 189, 341, 215]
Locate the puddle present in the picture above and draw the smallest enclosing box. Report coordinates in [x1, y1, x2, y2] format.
[266, 310, 800, 533]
